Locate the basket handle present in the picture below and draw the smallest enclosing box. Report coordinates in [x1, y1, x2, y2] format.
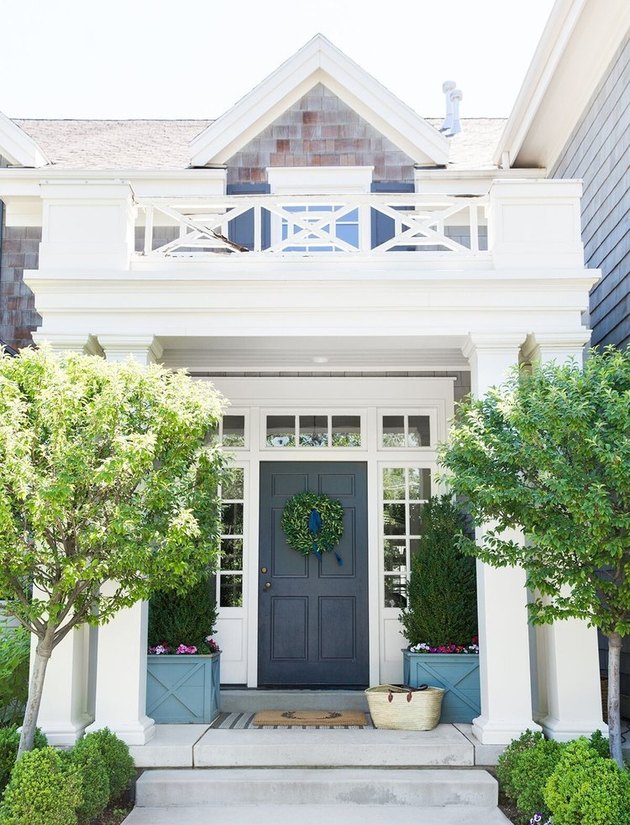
[406, 684, 428, 702]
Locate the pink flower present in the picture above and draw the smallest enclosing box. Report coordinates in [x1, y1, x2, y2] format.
[175, 644, 197, 655]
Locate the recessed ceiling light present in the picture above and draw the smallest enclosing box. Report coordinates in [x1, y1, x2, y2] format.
[312, 356, 329, 364]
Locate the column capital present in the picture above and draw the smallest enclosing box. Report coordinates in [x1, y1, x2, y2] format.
[98, 335, 163, 365]
[462, 333, 527, 360]
[521, 331, 590, 364]
[32, 333, 103, 356]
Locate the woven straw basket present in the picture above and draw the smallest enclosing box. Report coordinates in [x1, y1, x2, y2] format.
[365, 684, 444, 731]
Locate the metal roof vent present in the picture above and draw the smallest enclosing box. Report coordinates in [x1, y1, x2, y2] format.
[440, 81, 463, 137]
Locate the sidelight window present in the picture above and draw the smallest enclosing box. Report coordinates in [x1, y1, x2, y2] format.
[218, 467, 245, 607]
[381, 466, 431, 608]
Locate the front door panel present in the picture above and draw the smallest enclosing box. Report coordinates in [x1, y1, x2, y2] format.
[258, 462, 369, 686]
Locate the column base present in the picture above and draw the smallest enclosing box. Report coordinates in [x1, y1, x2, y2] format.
[472, 714, 542, 745]
[36, 715, 92, 747]
[86, 714, 156, 747]
[540, 714, 607, 741]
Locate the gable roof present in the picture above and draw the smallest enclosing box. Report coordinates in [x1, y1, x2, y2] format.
[13, 117, 504, 171]
[189, 34, 450, 167]
[0, 110, 49, 167]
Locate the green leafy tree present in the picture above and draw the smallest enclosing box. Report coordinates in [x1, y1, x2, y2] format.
[0, 347, 227, 756]
[400, 495, 477, 647]
[439, 347, 630, 766]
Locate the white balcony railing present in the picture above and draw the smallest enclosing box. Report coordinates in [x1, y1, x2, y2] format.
[135, 194, 488, 257]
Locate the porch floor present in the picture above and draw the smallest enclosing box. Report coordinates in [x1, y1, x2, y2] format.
[129, 721, 504, 768]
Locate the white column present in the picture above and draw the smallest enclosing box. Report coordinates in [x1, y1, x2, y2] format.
[86, 584, 154, 745]
[30, 340, 100, 744]
[86, 338, 160, 745]
[463, 334, 541, 744]
[33, 624, 92, 746]
[526, 333, 605, 739]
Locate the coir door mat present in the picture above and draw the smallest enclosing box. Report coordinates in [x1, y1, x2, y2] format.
[253, 709, 367, 727]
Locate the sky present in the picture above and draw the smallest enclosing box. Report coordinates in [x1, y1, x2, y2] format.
[1, 0, 555, 120]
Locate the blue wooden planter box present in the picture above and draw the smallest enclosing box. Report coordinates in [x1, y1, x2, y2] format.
[403, 650, 480, 723]
[147, 653, 220, 724]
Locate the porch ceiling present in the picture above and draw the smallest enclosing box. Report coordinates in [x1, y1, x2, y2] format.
[158, 335, 470, 372]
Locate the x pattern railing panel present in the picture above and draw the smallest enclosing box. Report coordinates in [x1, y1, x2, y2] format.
[135, 194, 488, 258]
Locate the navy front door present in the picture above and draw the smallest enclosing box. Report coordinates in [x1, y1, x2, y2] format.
[258, 462, 369, 687]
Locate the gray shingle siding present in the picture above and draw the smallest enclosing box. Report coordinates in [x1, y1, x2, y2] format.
[0, 221, 42, 349]
[552, 33, 630, 350]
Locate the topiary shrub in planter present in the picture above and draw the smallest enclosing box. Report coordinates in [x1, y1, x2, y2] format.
[400, 496, 480, 723]
[544, 738, 630, 825]
[0, 746, 81, 825]
[147, 576, 221, 724]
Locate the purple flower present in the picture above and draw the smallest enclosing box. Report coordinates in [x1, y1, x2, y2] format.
[149, 644, 170, 655]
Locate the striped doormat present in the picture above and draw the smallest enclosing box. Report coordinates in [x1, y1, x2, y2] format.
[210, 711, 374, 730]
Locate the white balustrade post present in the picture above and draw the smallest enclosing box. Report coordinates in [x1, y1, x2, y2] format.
[463, 334, 542, 744]
[86, 338, 160, 745]
[524, 334, 606, 739]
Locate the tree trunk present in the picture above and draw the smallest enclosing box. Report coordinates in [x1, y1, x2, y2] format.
[17, 638, 52, 758]
[607, 632, 623, 768]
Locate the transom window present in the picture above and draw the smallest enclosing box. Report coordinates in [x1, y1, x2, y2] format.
[265, 413, 363, 448]
[381, 466, 431, 608]
[380, 413, 431, 448]
[218, 467, 245, 607]
[212, 414, 247, 449]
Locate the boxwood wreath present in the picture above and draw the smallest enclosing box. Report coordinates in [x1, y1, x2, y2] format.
[281, 492, 345, 565]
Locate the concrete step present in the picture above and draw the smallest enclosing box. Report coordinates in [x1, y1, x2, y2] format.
[124, 803, 513, 825]
[221, 688, 369, 712]
[193, 725, 473, 767]
[135, 768, 498, 808]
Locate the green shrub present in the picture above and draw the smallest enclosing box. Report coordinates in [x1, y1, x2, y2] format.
[85, 728, 135, 801]
[0, 627, 30, 727]
[0, 746, 81, 825]
[545, 738, 630, 825]
[68, 736, 110, 824]
[496, 729, 545, 801]
[589, 728, 611, 759]
[149, 575, 218, 652]
[399, 496, 477, 647]
[510, 737, 565, 823]
[0, 726, 47, 792]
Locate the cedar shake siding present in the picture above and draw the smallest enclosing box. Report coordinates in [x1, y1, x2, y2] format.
[552, 33, 630, 351]
[0, 218, 41, 350]
[225, 83, 417, 185]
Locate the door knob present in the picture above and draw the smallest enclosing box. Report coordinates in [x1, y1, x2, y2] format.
[263, 582, 272, 590]
[261, 567, 268, 574]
